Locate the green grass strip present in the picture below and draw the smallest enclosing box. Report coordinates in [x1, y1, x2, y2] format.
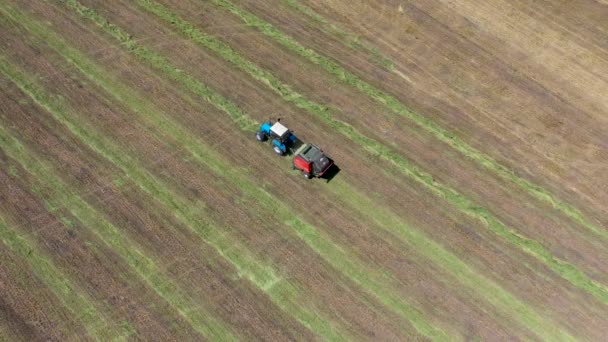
[213, 0, 606, 242]
[330, 178, 576, 341]
[48, 1, 447, 338]
[141, 0, 607, 305]
[0, 23, 343, 338]
[61, 0, 257, 132]
[281, 0, 394, 70]
[0, 216, 116, 340]
[48, 0, 601, 336]
[0, 124, 236, 341]
[289, 2, 606, 241]
[207, 0, 608, 303]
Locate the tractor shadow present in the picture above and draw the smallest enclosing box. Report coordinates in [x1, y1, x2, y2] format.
[320, 164, 340, 183]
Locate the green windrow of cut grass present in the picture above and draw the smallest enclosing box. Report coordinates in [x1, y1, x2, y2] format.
[61, 0, 257, 132]
[137, 0, 608, 303]
[14, 2, 444, 338]
[281, 0, 394, 70]
[45, 1, 600, 336]
[0, 121, 236, 340]
[45, 1, 577, 339]
[5, 0, 600, 340]
[0, 47, 347, 340]
[0, 202, 100, 339]
[210, 0, 607, 243]
[0, 215, 117, 340]
[329, 178, 576, 341]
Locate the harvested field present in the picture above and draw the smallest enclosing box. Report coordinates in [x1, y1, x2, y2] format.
[0, 0, 606, 340]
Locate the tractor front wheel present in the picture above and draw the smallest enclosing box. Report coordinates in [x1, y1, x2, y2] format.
[303, 173, 312, 179]
[256, 131, 267, 141]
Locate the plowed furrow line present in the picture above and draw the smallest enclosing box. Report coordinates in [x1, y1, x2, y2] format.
[38, 1, 580, 340]
[211, 0, 606, 244]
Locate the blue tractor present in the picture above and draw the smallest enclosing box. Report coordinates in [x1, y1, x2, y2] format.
[255, 119, 298, 155]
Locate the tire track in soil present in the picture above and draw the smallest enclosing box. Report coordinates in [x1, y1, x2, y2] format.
[0, 20, 390, 340]
[285, 0, 608, 228]
[152, 0, 608, 285]
[40, 0, 604, 338]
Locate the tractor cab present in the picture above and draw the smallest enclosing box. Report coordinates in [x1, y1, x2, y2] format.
[256, 120, 297, 155]
[269, 122, 290, 142]
[256, 119, 334, 180]
[293, 143, 334, 179]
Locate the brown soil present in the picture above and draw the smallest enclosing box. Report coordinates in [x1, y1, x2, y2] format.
[0, 153, 198, 340]
[167, 0, 608, 283]
[2, 0, 607, 340]
[0, 240, 90, 341]
[0, 40, 318, 342]
[269, 0, 608, 226]
[1, 5, 415, 339]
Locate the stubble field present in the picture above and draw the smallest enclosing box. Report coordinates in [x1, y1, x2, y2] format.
[1, 0, 607, 340]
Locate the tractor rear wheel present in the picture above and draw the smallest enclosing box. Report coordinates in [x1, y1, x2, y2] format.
[274, 146, 284, 155]
[256, 131, 267, 141]
[303, 173, 312, 179]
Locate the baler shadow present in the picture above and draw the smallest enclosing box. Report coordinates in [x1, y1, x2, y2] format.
[321, 164, 340, 183]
